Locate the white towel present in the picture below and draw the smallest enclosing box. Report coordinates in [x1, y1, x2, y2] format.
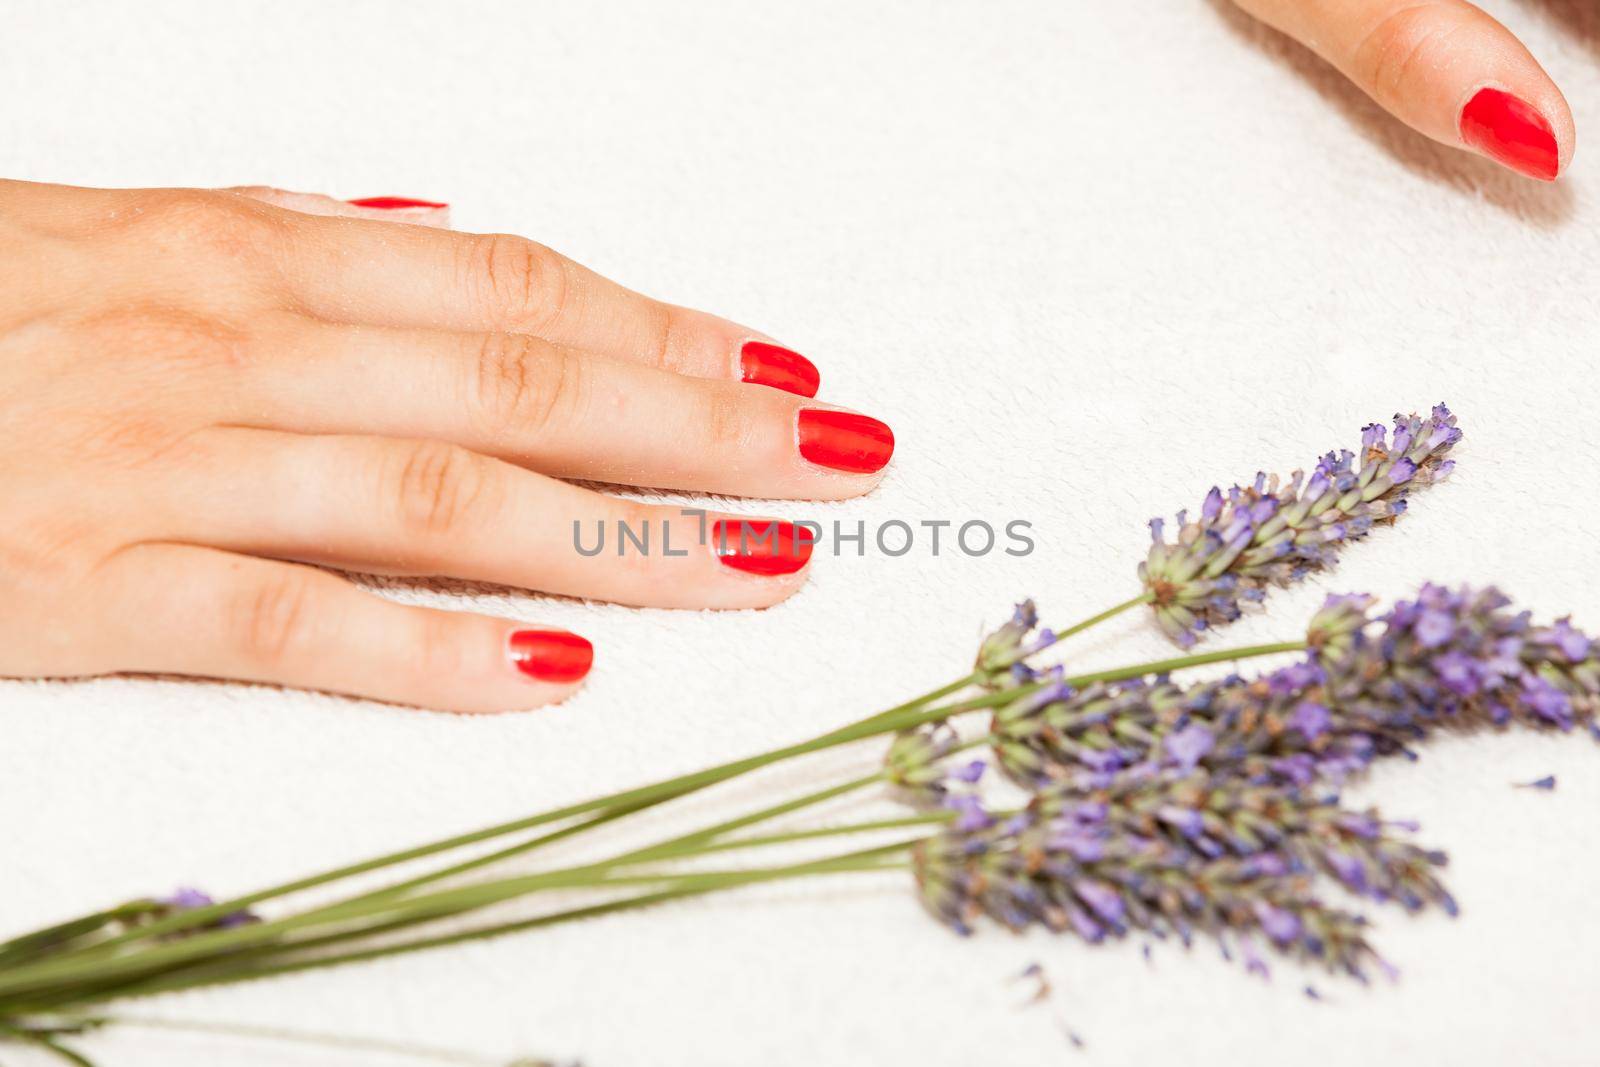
[3, 2, 1598, 1064]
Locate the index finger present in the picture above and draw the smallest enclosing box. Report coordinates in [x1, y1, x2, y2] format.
[278, 214, 821, 395]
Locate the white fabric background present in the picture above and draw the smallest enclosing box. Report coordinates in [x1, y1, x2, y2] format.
[4, 1, 1600, 1064]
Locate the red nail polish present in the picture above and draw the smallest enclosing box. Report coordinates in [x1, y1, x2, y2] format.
[1459, 89, 1559, 182]
[509, 630, 593, 683]
[740, 341, 820, 398]
[711, 519, 814, 576]
[797, 409, 894, 474]
[347, 196, 450, 209]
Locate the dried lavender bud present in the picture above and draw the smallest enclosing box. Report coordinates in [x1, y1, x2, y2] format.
[910, 778, 1409, 980]
[1139, 405, 1460, 648]
[884, 725, 985, 808]
[156, 887, 258, 932]
[988, 674, 1189, 787]
[976, 600, 1056, 687]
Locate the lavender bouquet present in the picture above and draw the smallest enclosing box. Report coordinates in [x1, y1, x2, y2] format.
[4, 403, 1595, 1064]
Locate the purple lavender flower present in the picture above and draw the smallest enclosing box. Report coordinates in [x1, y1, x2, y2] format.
[163, 887, 214, 911]
[951, 760, 987, 784]
[158, 887, 258, 931]
[988, 585, 1600, 792]
[1316, 584, 1600, 745]
[976, 600, 1058, 683]
[946, 794, 995, 833]
[1162, 723, 1215, 770]
[1139, 406, 1460, 647]
[885, 725, 976, 807]
[910, 765, 1431, 980]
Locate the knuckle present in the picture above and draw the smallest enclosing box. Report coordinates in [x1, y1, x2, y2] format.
[610, 499, 662, 578]
[413, 611, 469, 681]
[467, 332, 583, 438]
[469, 234, 572, 333]
[82, 303, 248, 371]
[390, 439, 497, 539]
[698, 386, 754, 455]
[233, 569, 319, 667]
[124, 189, 287, 267]
[645, 303, 677, 371]
[1353, 4, 1461, 103]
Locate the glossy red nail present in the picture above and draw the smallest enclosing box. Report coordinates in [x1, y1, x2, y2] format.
[740, 341, 820, 398]
[347, 196, 450, 209]
[1459, 89, 1559, 182]
[508, 630, 593, 683]
[797, 409, 894, 474]
[711, 519, 814, 576]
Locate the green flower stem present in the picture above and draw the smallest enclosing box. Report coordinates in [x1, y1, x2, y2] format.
[0, 906, 153, 970]
[25, 843, 922, 1011]
[22, 596, 1131, 962]
[50, 675, 984, 961]
[0, 815, 927, 1013]
[1054, 592, 1156, 642]
[1072, 640, 1306, 686]
[991, 592, 1156, 670]
[33, 803, 962, 1015]
[4, 635, 1305, 989]
[597, 772, 886, 867]
[134, 771, 892, 979]
[0, 1021, 95, 1066]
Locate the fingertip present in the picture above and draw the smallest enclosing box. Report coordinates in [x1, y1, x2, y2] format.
[740, 341, 821, 398]
[797, 408, 895, 478]
[508, 628, 594, 684]
[1458, 85, 1567, 182]
[346, 195, 454, 228]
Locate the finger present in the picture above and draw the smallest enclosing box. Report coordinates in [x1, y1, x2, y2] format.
[223, 185, 453, 227]
[165, 429, 818, 609]
[274, 212, 820, 394]
[249, 323, 893, 496]
[96, 543, 593, 712]
[1234, 0, 1572, 181]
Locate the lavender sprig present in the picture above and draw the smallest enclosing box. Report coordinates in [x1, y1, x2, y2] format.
[1029, 766, 1453, 915]
[911, 764, 1443, 979]
[987, 585, 1600, 789]
[1139, 405, 1460, 647]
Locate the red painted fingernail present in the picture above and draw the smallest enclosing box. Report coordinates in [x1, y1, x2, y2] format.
[1459, 89, 1559, 182]
[797, 409, 894, 474]
[711, 519, 814, 576]
[508, 630, 593, 683]
[347, 196, 450, 209]
[740, 341, 820, 398]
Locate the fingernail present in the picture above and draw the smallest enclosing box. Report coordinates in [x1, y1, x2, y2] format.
[509, 630, 593, 683]
[347, 196, 451, 209]
[740, 341, 820, 398]
[1459, 89, 1559, 182]
[797, 409, 895, 474]
[711, 519, 814, 576]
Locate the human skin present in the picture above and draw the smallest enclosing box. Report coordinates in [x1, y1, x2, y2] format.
[0, 181, 894, 713]
[1232, 0, 1573, 181]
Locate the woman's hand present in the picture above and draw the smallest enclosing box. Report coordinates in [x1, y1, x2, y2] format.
[0, 180, 894, 712]
[1233, 0, 1572, 182]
